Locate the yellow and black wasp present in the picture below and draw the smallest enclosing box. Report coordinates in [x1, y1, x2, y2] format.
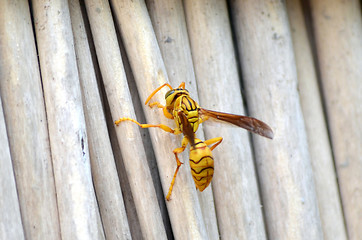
[115, 82, 273, 200]
[165, 111, 222, 200]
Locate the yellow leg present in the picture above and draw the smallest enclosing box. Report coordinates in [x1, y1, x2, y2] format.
[145, 83, 173, 105]
[177, 82, 185, 89]
[144, 82, 186, 119]
[166, 137, 189, 201]
[199, 115, 209, 125]
[115, 117, 177, 134]
[204, 137, 223, 151]
[165, 156, 182, 201]
[144, 82, 185, 106]
[148, 102, 173, 119]
[148, 102, 165, 108]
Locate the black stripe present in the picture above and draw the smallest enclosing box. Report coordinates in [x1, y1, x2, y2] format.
[193, 141, 204, 147]
[171, 93, 185, 105]
[188, 116, 198, 122]
[190, 155, 213, 165]
[197, 182, 208, 187]
[191, 166, 214, 174]
[182, 97, 198, 111]
[193, 175, 212, 182]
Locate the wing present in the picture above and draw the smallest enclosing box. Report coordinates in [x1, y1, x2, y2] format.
[178, 111, 196, 146]
[199, 108, 274, 139]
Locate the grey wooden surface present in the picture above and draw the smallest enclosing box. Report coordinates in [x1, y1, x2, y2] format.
[1, 0, 359, 239]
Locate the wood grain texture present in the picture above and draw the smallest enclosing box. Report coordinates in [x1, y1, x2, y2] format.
[146, 0, 219, 238]
[184, 0, 267, 239]
[230, 0, 323, 239]
[31, 0, 104, 238]
[0, 97, 25, 240]
[69, 1, 132, 239]
[84, 0, 167, 239]
[287, 0, 347, 239]
[0, 1, 60, 239]
[110, 0, 209, 238]
[0, 0, 359, 238]
[311, 0, 362, 239]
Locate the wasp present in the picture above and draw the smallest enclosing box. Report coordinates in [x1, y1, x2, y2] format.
[115, 82, 273, 200]
[115, 111, 222, 200]
[165, 111, 222, 200]
[142, 82, 274, 139]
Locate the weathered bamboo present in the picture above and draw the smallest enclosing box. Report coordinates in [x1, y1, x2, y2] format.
[184, 0, 267, 239]
[119, 35, 171, 238]
[0, 1, 60, 239]
[310, 0, 362, 239]
[110, 0, 209, 238]
[31, 0, 104, 238]
[0, 98, 25, 239]
[230, 1, 323, 239]
[107, 113, 144, 240]
[286, 1, 347, 239]
[68, 1, 131, 239]
[146, 0, 219, 238]
[84, 0, 167, 239]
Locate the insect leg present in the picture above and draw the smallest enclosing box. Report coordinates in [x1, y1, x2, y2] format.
[144, 83, 173, 105]
[166, 136, 189, 201]
[147, 102, 173, 119]
[199, 114, 209, 124]
[114, 117, 180, 134]
[203, 137, 223, 151]
[177, 82, 185, 89]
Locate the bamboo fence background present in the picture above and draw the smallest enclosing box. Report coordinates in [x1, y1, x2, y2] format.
[0, 0, 361, 239]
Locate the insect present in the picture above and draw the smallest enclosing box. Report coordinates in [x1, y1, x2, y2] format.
[166, 111, 223, 200]
[115, 111, 222, 200]
[115, 82, 273, 200]
[143, 82, 274, 139]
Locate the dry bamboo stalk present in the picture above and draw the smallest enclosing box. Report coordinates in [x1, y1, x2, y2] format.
[83, 0, 167, 239]
[146, 0, 219, 238]
[310, 1, 362, 238]
[230, 1, 323, 239]
[0, 1, 61, 239]
[110, 0, 209, 238]
[286, 1, 347, 239]
[31, 1, 104, 238]
[0, 97, 25, 239]
[184, 1, 267, 239]
[107, 111, 144, 240]
[119, 40, 173, 238]
[68, 1, 131, 239]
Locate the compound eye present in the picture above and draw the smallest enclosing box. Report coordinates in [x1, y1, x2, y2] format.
[165, 89, 174, 99]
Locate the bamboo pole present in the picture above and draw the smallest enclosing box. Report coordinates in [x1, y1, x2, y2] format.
[146, 0, 219, 238]
[310, 1, 362, 239]
[31, 1, 104, 238]
[110, 0, 209, 238]
[118, 37, 173, 238]
[107, 110, 144, 240]
[184, 0, 267, 239]
[83, 0, 167, 239]
[0, 1, 61, 239]
[118, 30, 172, 237]
[0, 97, 25, 239]
[68, 1, 131, 239]
[286, 1, 347, 239]
[229, 1, 323, 239]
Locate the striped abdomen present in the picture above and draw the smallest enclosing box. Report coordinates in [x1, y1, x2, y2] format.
[189, 139, 214, 191]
